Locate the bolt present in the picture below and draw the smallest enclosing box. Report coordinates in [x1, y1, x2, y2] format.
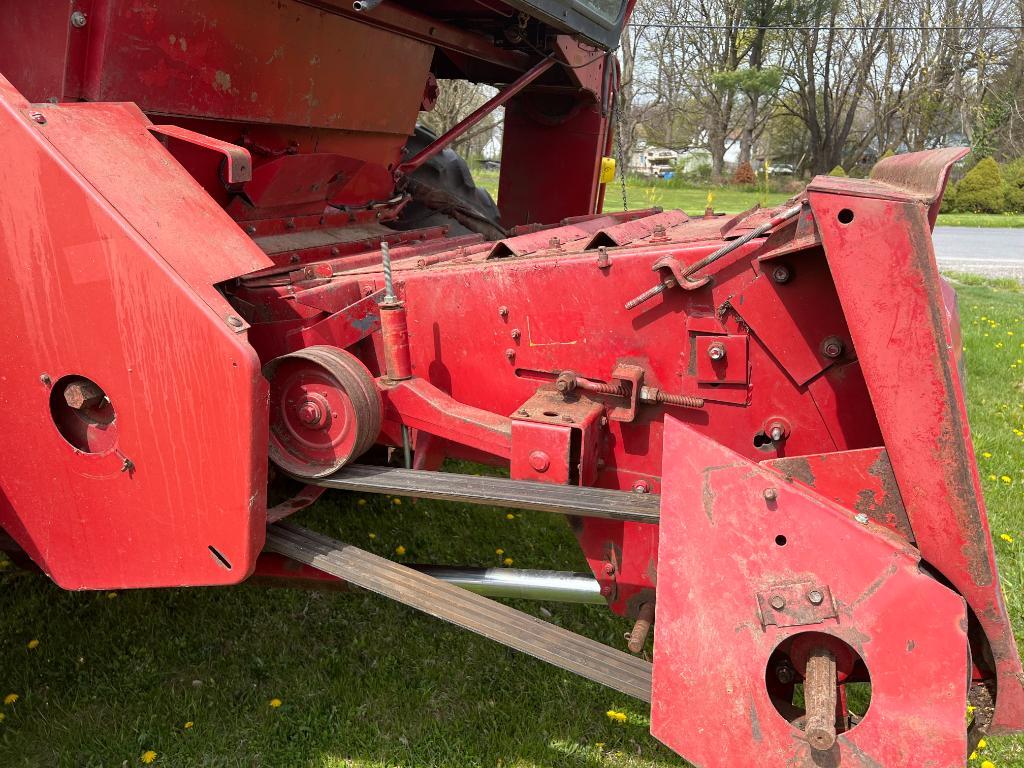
[226, 316, 244, 328]
[510, 328, 521, 341]
[70, 10, 87, 27]
[64, 380, 104, 410]
[600, 416, 608, 426]
[771, 264, 791, 284]
[769, 595, 786, 610]
[808, 590, 824, 605]
[517, 409, 529, 416]
[555, 371, 578, 394]
[821, 336, 844, 359]
[603, 562, 616, 575]
[39, 374, 51, 387]
[763, 487, 778, 502]
[528, 450, 550, 473]
[596, 247, 611, 269]
[29, 111, 46, 125]
[707, 341, 727, 361]
[632, 480, 650, 494]
[600, 584, 613, 597]
[505, 348, 516, 362]
[561, 414, 574, 423]
[855, 513, 869, 525]
[296, 401, 324, 428]
[498, 306, 509, 318]
[770, 425, 784, 442]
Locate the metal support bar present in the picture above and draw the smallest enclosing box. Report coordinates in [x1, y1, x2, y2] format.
[297, 464, 661, 523]
[397, 57, 557, 175]
[266, 522, 652, 701]
[413, 565, 604, 604]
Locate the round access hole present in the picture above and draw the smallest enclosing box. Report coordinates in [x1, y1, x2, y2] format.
[49, 375, 118, 454]
[765, 631, 872, 742]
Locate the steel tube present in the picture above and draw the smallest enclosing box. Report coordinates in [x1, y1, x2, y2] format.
[412, 565, 605, 604]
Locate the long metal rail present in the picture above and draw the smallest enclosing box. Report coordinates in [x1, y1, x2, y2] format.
[265, 522, 653, 702]
[300, 464, 661, 523]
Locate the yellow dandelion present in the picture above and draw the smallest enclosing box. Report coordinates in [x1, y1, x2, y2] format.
[269, 698, 282, 708]
[989, 474, 998, 481]
[505, 513, 515, 520]
[1001, 475, 1012, 484]
[0, 712, 5, 723]
[981, 761, 995, 768]
[357, 498, 367, 506]
[106, 592, 118, 599]
[3, 694, 18, 705]
[184, 721, 194, 729]
[26, 639, 39, 650]
[368, 532, 376, 540]
[595, 742, 605, 749]
[1001, 534, 1014, 543]
[395, 545, 406, 556]
[495, 548, 504, 555]
[606, 709, 628, 723]
[978, 738, 987, 749]
[969, 752, 978, 761]
[140, 750, 157, 764]
[503, 557, 514, 566]
[392, 498, 402, 506]
[982, 452, 992, 458]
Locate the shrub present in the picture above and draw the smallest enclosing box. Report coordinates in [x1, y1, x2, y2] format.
[940, 181, 958, 213]
[955, 157, 1005, 213]
[732, 161, 756, 185]
[828, 165, 847, 177]
[1004, 158, 1024, 213]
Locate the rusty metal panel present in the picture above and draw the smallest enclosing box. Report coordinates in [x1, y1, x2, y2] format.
[0, 74, 267, 589]
[652, 418, 969, 767]
[732, 249, 852, 386]
[811, 187, 1024, 733]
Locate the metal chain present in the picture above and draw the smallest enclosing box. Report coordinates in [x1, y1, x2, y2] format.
[612, 73, 629, 213]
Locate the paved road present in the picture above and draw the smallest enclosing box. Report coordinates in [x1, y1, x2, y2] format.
[933, 227, 1024, 281]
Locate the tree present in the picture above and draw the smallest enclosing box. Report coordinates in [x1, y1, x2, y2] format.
[419, 81, 499, 158]
[954, 157, 1005, 212]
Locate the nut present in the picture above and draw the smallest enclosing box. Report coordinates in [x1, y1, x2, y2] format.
[70, 10, 87, 27]
[821, 336, 845, 359]
[855, 513, 869, 525]
[771, 264, 791, 284]
[769, 595, 786, 610]
[763, 487, 778, 501]
[528, 450, 550, 473]
[707, 341, 727, 361]
[63, 380, 104, 410]
[498, 306, 509, 318]
[632, 480, 650, 494]
[807, 590, 824, 605]
[505, 348, 516, 362]
[510, 328, 521, 340]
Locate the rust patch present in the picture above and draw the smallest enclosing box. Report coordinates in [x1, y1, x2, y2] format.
[768, 456, 816, 487]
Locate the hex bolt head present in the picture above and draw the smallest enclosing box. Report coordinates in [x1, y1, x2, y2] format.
[498, 306, 509, 318]
[770, 426, 785, 442]
[296, 401, 323, 428]
[821, 336, 845, 359]
[510, 328, 521, 340]
[771, 264, 792, 283]
[763, 487, 778, 502]
[807, 590, 824, 605]
[707, 341, 727, 361]
[855, 513, 870, 525]
[70, 10, 87, 27]
[775, 662, 796, 685]
[505, 348, 516, 362]
[603, 562, 616, 575]
[226, 315, 244, 328]
[769, 595, 786, 610]
[29, 111, 47, 125]
[632, 480, 651, 494]
[39, 373, 51, 387]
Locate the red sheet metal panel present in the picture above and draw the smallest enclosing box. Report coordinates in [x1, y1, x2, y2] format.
[652, 419, 969, 767]
[809, 182, 1024, 732]
[0, 75, 267, 588]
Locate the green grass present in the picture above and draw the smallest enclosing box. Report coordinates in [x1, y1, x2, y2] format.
[473, 168, 1023, 226]
[1, 279, 1023, 766]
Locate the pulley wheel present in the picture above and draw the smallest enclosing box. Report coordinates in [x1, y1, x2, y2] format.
[263, 346, 382, 478]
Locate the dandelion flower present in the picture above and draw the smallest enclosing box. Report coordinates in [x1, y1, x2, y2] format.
[978, 738, 987, 749]
[505, 513, 515, 520]
[392, 498, 402, 506]
[368, 533, 377, 540]
[982, 452, 992, 458]
[3, 694, 18, 705]
[184, 721, 194, 729]
[1001, 475, 1012, 484]
[26, 639, 39, 650]
[140, 750, 157, 764]
[1001, 534, 1014, 543]
[395, 545, 406, 556]
[503, 557, 514, 566]
[269, 698, 282, 708]
[106, 592, 118, 599]
[981, 761, 995, 768]
[357, 498, 367, 506]
[969, 751, 978, 760]
[495, 548, 504, 555]
[989, 474, 998, 481]
[606, 709, 628, 723]
[0, 713, 5, 723]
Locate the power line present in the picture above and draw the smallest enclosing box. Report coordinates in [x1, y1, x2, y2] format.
[635, 22, 1024, 31]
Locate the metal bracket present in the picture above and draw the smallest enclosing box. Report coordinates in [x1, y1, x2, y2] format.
[148, 124, 252, 186]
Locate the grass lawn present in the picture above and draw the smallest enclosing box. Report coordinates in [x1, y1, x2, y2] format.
[1, 278, 1023, 767]
[473, 169, 1023, 227]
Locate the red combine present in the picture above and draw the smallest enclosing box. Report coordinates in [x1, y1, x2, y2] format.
[0, 2, 1019, 765]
